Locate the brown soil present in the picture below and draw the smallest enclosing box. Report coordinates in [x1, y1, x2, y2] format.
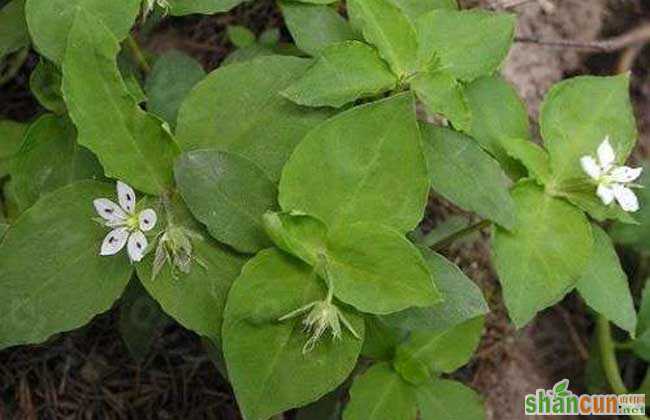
[2, 0, 650, 419]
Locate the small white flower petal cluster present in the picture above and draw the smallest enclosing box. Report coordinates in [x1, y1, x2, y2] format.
[580, 137, 643, 212]
[94, 181, 157, 262]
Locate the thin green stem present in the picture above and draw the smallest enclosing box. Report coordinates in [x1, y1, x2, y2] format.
[431, 219, 492, 252]
[320, 259, 335, 304]
[125, 34, 151, 74]
[597, 315, 649, 420]
[159, 191, 175, 224]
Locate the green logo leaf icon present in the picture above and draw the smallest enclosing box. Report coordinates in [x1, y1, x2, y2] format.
[553, 379, 570, 398]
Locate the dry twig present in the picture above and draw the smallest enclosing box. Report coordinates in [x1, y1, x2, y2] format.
[516, 22, 650, 52]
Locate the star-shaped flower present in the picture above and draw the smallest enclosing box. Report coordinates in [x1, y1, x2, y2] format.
[93, 181, 157, 262]
[580, 137, 643, 212]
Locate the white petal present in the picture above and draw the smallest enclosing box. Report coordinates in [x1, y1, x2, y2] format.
[117, 181, 137, 213]
[138, 209, 158, 232]
[596, 184, 615, 205]
[610, 166, 643, 183]
[127, 230, 148, 262]
[100, 227, 129, 256]
[597, 137, 616, 169]
[613, 184, 639, 212]
[93, 198, 127, 222]
[580, 156, 601, 180]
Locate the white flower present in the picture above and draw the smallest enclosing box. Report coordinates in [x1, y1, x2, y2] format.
[580, 137, 643, 212]
[93, 181, 157, 262]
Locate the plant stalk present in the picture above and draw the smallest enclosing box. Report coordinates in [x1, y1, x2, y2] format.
[596, 315, 649, 420]
[431, 219, 492, 251]
[126, 34, 151, 74]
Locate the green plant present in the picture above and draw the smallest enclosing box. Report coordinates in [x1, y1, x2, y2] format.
[0, 0, 646, 418]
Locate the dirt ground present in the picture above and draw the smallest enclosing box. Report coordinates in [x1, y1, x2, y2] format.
[1, 0, 650, 419]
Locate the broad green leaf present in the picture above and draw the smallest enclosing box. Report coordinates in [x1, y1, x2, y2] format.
[492, 181, 592, 327]
[417, 10, 515, 81]
[118, 278, 170, 362]
[25, 0, 140, 64]
[391, 0, 457, 23]
[62, 10, 179, 195]
[145, 50, 205, 128]
[168, 0, 247, 15]
[0, 181, 133, 349]
[343, 363, 417, 420]
[263, 211, 327, 266]
[422, 125, 516, 230]
[576, 225, 636, 335]
[223, 248, 364, 420]
[394, 317, 484, 383]
[0, 119, 27, 177]
[175, 149, 277, 253]
[281, 2, 359, 56]
[227, 25, 255, 48]
[0, 0, 29, 59]
[282, 41, 397, 108]
[326, 222, 440, 314]
[416, 379, 485, 420]
[610, 166, 650, 250]
[382, 250, 488, 332]
[500, 137, 551, 185]
[347, 0, 417, 78]
[0, 223, 7, 238]
[136, 197, 247, 345]
[279, 93, 429, 233]
[540, 75, 637, 186]
[11, 114, 103, 211]
[464, 76, 529, 175]
[411, 70, 471, 132]
[176, 55, 331, 182]
[30, 58, 66, 114]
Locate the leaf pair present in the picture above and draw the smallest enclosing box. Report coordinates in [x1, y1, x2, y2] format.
[492, 75, 638, 328]
[275, 93, 439, 314]
[344, 360, 484, 420]
[264, 212, 440, 315]
[281, 0, 515, 133]
[346, 250, 488, 420]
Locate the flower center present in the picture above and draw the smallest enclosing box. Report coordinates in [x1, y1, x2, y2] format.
[125, 213, 140, 231]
